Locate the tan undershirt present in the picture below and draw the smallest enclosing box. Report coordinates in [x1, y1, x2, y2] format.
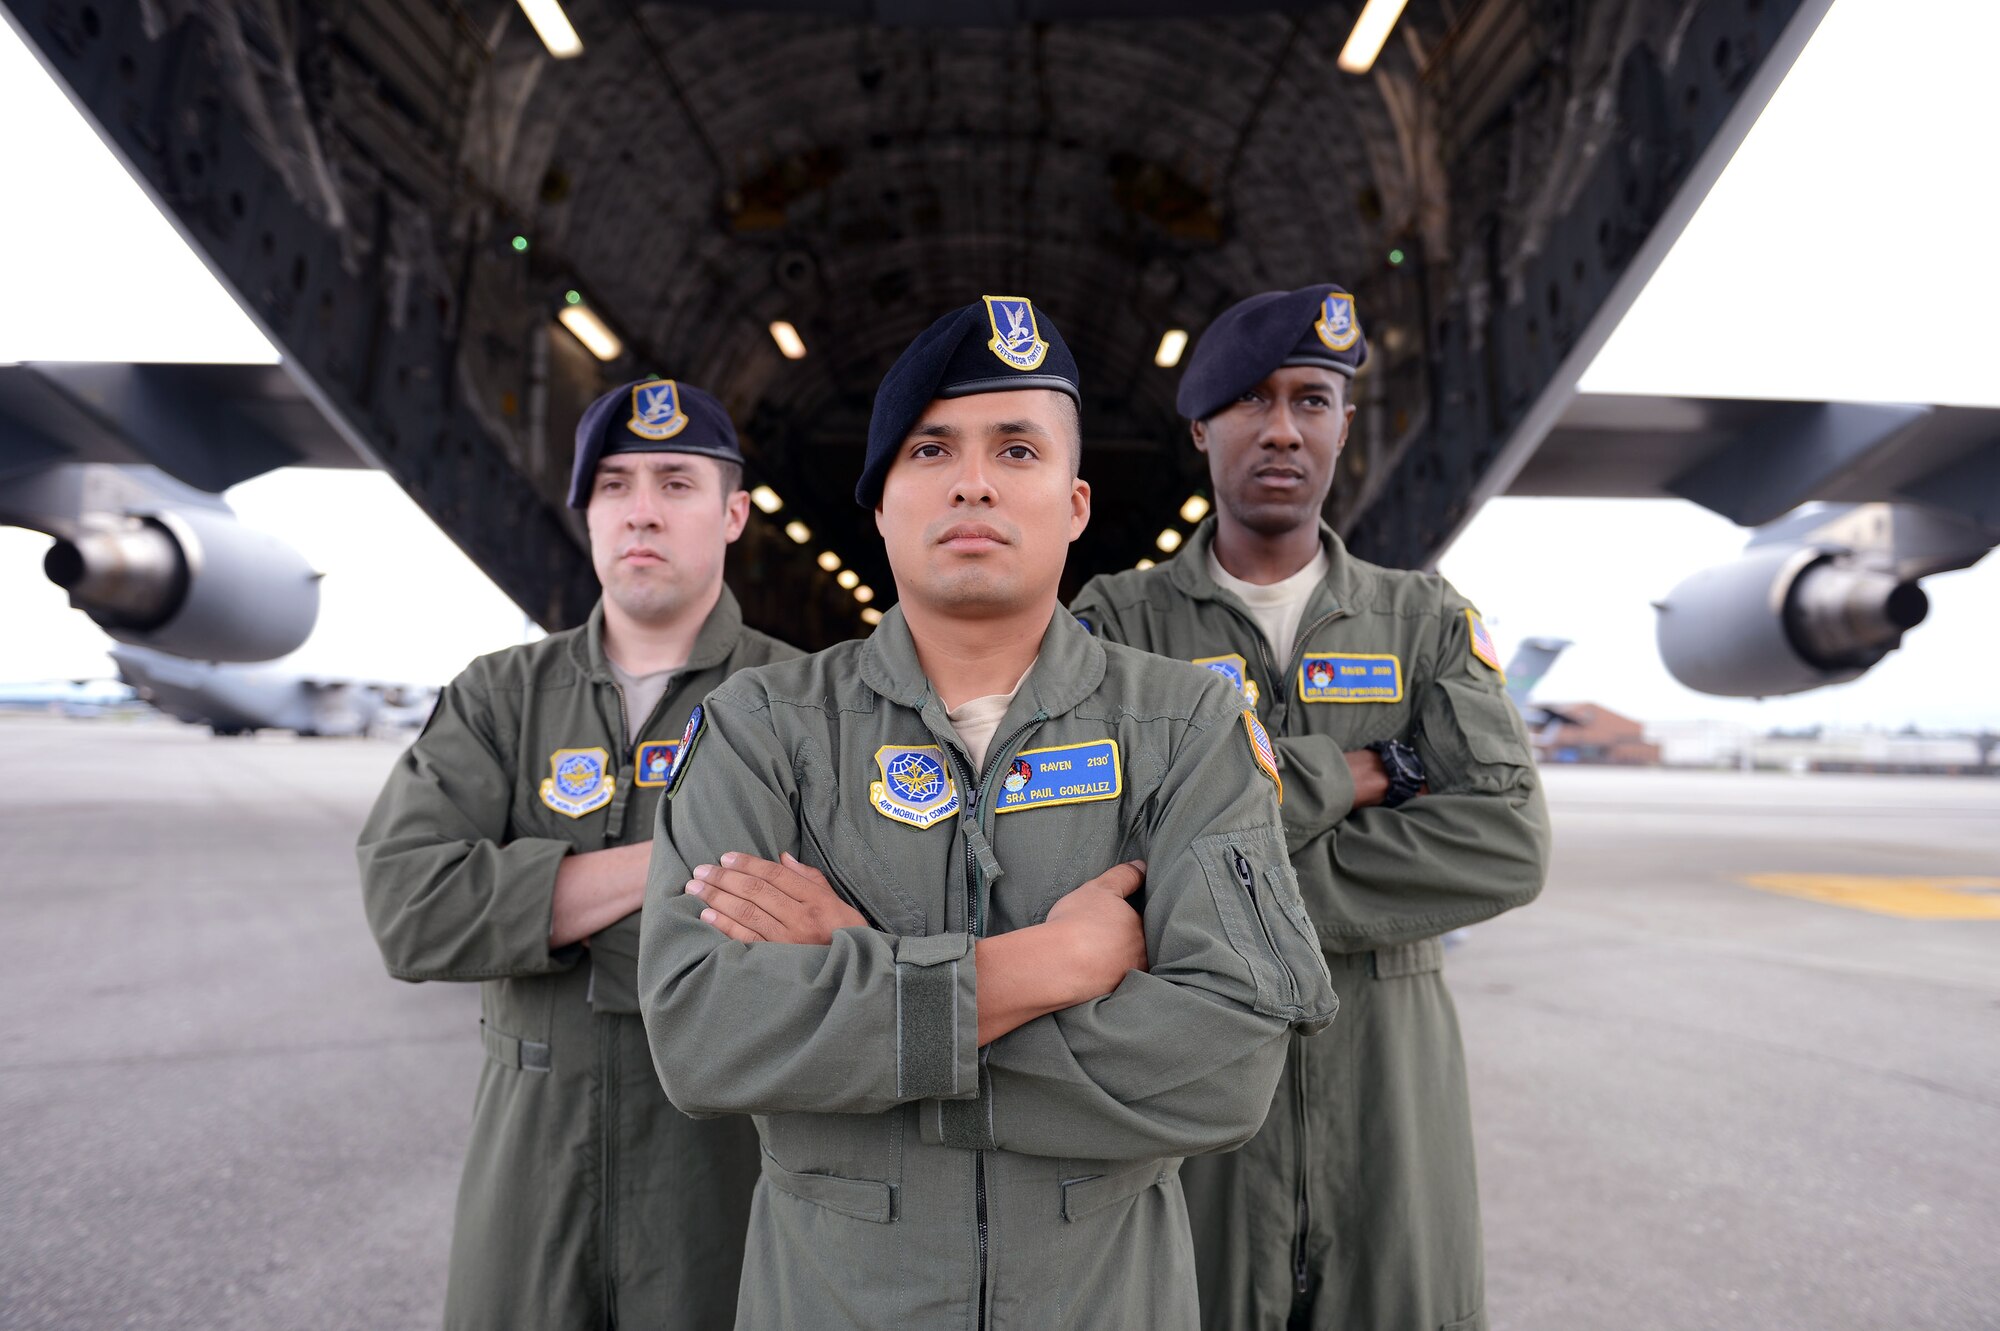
[1207, 547, 1330, 662]
[607, 658, 677, 746]
[946, 663, 1036, 772]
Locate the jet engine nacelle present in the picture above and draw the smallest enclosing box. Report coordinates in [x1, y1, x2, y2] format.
[43, 507, 320, 662]
[1655, 545, 1928, 698]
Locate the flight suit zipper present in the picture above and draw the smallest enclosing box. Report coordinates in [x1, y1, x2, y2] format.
[942, 715, 1044, 1331]
[1213, 599, 1342, 1305]
[598, 1016, 619, 1325]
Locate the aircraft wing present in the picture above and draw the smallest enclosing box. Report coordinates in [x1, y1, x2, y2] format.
[1509, 394, 2000, 530]
[0, 362, 366, 494]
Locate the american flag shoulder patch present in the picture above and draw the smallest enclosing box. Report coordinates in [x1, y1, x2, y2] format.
[1242, 710, 1283, 805]
[1466, 609, 1505, 679]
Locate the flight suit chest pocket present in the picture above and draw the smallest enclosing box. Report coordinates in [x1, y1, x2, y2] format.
[1191, 827, 1326, 1019]
[1061, 1158, 1179, 1221]
[794, 742, 929, 933]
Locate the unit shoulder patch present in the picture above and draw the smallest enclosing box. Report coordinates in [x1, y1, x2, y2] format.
[663, 705, 704, 797]
[633, 739, 681, 788]
[1298, 652, 1403, 704]
[870, 744, 961, 829]
[1466, 609, 1505, 679]
[1243, 711, 1283, 805]
[540, 746, 615, 818]
[992, 738, 1121, 815]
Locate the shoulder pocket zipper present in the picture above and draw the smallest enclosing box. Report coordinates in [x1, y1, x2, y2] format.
[1234, 847, 1299, 1005]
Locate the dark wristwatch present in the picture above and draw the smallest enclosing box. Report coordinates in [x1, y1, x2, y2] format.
[1366, 739, 1425, 809]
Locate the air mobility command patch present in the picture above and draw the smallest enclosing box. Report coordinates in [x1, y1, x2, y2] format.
[540, 747, 615, 818]
[992, 739, 1121, 815]
[633, 740, 680, 788]
[982, 295, 1050, 371]
[1193, 653, 1261, 706]
[663, 705, 704, 797]
[628, 379, 690, 441]
[1299, 653, 1402, 703]
[1466, 609, 1505, 679]
[1243, 711, 1283, 804]
[1314, 291, 1361, 352]
[870, 744, 961, 829]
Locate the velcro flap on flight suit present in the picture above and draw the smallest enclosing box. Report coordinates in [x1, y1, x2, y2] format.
[1061, 1158, 1179, 1221]
[480, 1019, 551, 1072]
[1417, 678, 1531, 794]
[894, 933, 976, 1100]
[1372, 935, 1445, 979]
[759, 1149, 897, 1223]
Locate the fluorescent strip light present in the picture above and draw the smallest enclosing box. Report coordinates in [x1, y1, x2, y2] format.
[1155, 528, 1183, 553]
[769, 321, 807, 360]
[517, 0, 583, 59]
[1179, 494, 1211, 523]
[837, 569, 860, 590]
[861, 607, 884, 626]
[1154, 329, 1189, 368]
[558, 304, 622, 361]
[784, 521, 812, 544]
[749, 485, 783, 514]
[1337, 0, 1410, 74]
[817, 551, 841, 572]
[853, 585, 874, 604]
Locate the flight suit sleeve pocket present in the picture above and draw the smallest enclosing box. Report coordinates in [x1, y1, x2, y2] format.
[1418, 677, 1532, 793]
[1060, 1158, 1177, 1220]
[1191, 828, 1323, 1021]
[760, 1150, 896, 1223]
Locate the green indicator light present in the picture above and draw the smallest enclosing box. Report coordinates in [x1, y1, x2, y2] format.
[1388, 248, 1405, 266]
[565, 289, 582, 306]
[511, 235, 529, 253]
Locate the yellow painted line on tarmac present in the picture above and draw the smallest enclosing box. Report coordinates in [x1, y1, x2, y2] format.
[1739, 874, 2000, 920]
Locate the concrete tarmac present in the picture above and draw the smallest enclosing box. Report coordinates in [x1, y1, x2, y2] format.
[0, 720, 1995, 1329]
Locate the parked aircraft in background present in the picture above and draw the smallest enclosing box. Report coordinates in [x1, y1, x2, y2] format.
[108, 645, 435, 737]
[0, 675, 141, 718]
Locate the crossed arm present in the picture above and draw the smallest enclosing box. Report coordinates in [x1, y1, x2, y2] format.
[684, 850, 1148, 1046]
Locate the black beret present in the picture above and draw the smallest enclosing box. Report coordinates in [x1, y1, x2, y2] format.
[856, 296, 1082, 507]
[1175, 284, 1369, 422]
[567, 378, 744, 509]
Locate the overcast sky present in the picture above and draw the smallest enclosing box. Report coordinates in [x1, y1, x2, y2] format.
[2, 0, 1996, 729]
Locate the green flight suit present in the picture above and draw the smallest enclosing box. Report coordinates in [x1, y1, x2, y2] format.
[1071, 519, 1551, 1331]
[636, 606, 1339, 1331]
[356, 590, 798, 1331]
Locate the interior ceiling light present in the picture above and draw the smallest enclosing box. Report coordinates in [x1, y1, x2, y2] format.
[1154, 329, 1189, 368]
[1136, 558, 1156, 571]
[861, 607, 884, 626]
[517, 0, 584, 59]
[1179, 494, 1211, 523]
[749, 485, 783, 514]
[784, 520, 811, 544]
[1155, 528, 1183, 553]
[769, 321, 807, 360]
[836, 569, 860, 590]
[1337, 0, 1410, 74]
[557, 304, 622, 361]
[817, 550, 841, 572]
[853, 585, 874, 604]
